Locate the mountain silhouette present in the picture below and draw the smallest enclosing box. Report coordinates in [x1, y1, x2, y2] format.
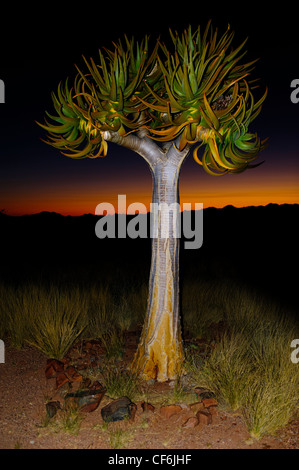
[0, 204, 298, 312]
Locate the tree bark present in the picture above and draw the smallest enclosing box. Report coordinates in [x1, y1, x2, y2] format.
[130, 157, 184, 381]
[104, 131, 190, 381]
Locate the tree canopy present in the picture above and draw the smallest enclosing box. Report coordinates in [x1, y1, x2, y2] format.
[38, 22, 267, 176]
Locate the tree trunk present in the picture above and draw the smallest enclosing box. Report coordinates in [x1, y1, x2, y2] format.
[104, 130, 190, 382]
[130, 159, 184, 382]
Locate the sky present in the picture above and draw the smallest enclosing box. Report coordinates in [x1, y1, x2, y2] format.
[0, 3, 298, 216]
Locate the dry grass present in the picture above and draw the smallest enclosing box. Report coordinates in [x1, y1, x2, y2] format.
[0, 276, 298, 439]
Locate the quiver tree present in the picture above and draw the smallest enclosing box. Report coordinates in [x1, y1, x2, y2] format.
[38, 23, 267, 382]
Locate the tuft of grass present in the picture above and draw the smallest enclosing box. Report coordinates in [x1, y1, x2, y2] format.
[0, 283, 34, 348]
[100, 362, 141, 401]
[242, 320, 299, 439]
[26, 284, 88, 359]
[186, 313, 299, 438]
[99, 327, 125, 360]
[85, 284, 113, 339]
[60, 407, 83, 435]
[41, 405, 83, 436]
[186, 330, 252, 411]
[109, 428, 134, 449]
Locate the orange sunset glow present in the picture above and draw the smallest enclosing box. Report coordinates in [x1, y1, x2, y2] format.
[2, 149, 298, 216]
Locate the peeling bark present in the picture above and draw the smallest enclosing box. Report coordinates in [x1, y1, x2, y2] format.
[105, 131, 191, 381]
[131, 160, 184, 381]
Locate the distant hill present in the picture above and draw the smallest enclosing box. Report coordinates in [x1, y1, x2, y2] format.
[2, 202, 298, 218]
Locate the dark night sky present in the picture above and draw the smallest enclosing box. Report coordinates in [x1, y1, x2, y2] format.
[0, 2, 298, 215]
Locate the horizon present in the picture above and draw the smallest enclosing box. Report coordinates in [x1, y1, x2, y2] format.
[1, 201, 298, 218]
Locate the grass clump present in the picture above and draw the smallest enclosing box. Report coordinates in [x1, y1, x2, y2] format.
[186, 308, 299, 439]
[242, 320, 299, 439]
[26, 285, 88, 360]
[187, 330, 252, 411]
[100, 362, 140, 402]
[41, 406, 83, 436]
[108, 428, 135, 449]
[0, 282, 88, 358]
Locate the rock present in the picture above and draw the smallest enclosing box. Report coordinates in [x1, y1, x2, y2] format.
[65, 386, 106, 413]
[179, 403, 190, 410]
[61, 356, 71, 366]
[160, 404, 182, 419]
[189, 401, 205, 412]
[182, 416, 199, 428]
[65, 366, 83, 382]
[208, 405, 218, 416]
[89, 380, 103, 391]
[128, 402, 137, 422]
[45, 359, 64, 379]
[55, 372, 70, 390]
[141, 401, 155, 413]
[196, 409, 212, 425]
[202, 397, 218, 408]
[46, 401, 62, 418]
[81, 377, 92, 389]
[101, 396, 136, 423]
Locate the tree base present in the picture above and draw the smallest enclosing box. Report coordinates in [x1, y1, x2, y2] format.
[130, 322, 184, 382]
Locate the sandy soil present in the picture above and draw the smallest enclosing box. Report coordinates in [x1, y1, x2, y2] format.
[0, 342, 298, 451]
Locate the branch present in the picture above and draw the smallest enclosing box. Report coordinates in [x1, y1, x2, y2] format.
[103, 130, 165, 168]
[165, 136, 193, 167]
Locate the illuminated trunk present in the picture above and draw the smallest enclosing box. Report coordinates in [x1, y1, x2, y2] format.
[104, 130, 190, 382]
[130, 159, 184, 382]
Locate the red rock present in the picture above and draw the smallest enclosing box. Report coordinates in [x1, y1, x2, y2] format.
[209, 405, 218, 416]
[61, 356, 71, 365]
[45, 359, 64, 379]
[160, 404, 182, 419]
[141, 401, 155, 413]
[80, 393, 105, 413]
[89, 380, 104, 391]
[202, 398, 218, 408]
[196, 409, 212, 425]
[65, 366, 83, 382]
[189, 401, 204, 412]
[82, 377, 92, 389]
[55, 372, 70, 389]
[129, 403, 138, 422]
[45, 364, 56, 379]
[65, 387, 106, 413]
[182, 416, 199, 428]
